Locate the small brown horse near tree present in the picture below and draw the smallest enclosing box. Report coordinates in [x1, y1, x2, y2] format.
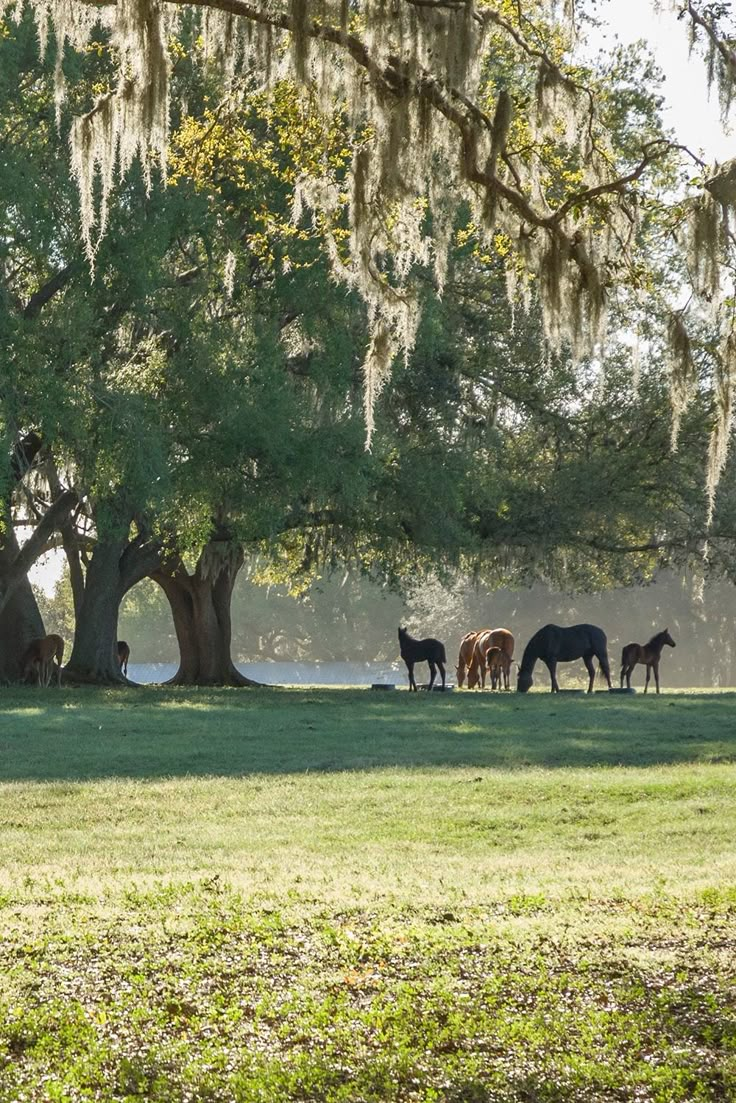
[22, 634, 64, 687]
[117, 640, 131, 677]
[620, 629, 676, 693]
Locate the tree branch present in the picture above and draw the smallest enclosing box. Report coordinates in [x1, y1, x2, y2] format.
[22, 261, 80, 320]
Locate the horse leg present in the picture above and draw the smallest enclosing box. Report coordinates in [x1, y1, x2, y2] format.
[584, 654, 596, 693]
[654, 661, 660, 694]
[427, 661, 436, 691]
[545, 660, 558, 692]
[599, 653, 612, 690]
[404, 660, 414, 691]
[438, 661, 446, 689]
[644, 664, 651, 693]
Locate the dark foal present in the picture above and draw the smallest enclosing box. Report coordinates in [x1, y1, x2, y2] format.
[398, 627, 447, 691]
[620, 629, 676, 693]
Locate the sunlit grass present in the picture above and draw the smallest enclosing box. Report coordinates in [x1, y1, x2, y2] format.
[0, 686, 735, 1100]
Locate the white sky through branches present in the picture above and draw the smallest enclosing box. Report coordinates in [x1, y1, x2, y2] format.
[586, 0, 733, 162]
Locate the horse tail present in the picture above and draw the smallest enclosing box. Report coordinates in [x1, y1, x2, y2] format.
[439, 643, 447, 663]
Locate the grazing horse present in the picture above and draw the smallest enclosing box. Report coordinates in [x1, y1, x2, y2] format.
[468, 628, 514, 689]
[455, 631, 478, 688]
[517, 624, 612, 694]
[117, 640, 130, 677]
[620, 629, 676, 693]
[22, 634, 64, 687]
[398, 627, 446, 692]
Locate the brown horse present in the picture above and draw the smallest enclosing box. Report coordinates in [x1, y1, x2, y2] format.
[468, 628, 514, 689]
[455, 631, 478, 687]
[485, 645, 515, 690]
[117, 640, 130, 677]
[22, 634, 64, 687]
[620, 629, 676, 693]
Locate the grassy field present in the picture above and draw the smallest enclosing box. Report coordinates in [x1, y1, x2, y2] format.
[0, 685, 735, 1101]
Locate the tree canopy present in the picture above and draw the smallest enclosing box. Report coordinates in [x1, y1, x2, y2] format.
[4, 0, 735, 465]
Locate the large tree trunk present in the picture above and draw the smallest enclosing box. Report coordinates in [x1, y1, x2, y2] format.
[65, 529, 161, 684]
[151, 541, 259, 686]
[0, 435, 75, 681]
[65, 537, 127, 683]
[0, 520, 45, 681]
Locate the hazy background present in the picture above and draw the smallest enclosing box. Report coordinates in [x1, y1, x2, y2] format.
[34, 567, 736, 687]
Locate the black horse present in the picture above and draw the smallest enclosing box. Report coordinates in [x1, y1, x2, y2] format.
[398, 627, 447, 691]
[517, 623, 612, 694]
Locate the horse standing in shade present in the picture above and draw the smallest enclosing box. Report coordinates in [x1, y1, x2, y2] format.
[620, 629, 676, 693]
[398, 627, 446, 691]
[455, 631, 478, 688]
[22, 634, 64, 687]
[117, 640, 131, 677]
[517, 624, 612, 694]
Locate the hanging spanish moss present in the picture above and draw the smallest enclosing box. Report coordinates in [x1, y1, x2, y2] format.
[6, 0, 734, 479]
[69, 0, 170, 263]
[707, 321, 736, 520]
[667, 311, 697, 451]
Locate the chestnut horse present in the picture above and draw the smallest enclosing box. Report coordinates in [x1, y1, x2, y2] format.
[117, 640, 130, 677]
[455, 631, 478, 687]
[22, 634, 64, 687]
[620, 629, 676, 693]
[485, 645, 513, 691]
[468, 628, 514, 689]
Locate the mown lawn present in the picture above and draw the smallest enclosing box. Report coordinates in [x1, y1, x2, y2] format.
[0, 686, 735, 1101]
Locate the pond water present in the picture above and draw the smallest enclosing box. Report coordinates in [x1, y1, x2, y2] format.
[127, 661, 405, 686]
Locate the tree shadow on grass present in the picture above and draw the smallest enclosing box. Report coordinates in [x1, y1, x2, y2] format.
[0, 686, 734, 780]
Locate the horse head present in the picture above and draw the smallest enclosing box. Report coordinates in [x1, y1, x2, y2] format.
[663, 628, 676, 648]
[455, 664, 466, 687]
[517, 669, 533, 693]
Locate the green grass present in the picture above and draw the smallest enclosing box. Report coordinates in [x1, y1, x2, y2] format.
[0, 686, 735, 1100]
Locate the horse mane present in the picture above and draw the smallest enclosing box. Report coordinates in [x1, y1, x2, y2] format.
[646, 629, 670, 648]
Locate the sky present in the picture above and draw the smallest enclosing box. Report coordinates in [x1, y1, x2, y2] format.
[584, 0, 734, 162]
[27, 0, 736, 597]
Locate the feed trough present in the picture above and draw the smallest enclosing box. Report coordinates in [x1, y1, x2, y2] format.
[602, 687, 637, 695]
[430, 683, 455, 692]
[371, 683, 396, 691]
